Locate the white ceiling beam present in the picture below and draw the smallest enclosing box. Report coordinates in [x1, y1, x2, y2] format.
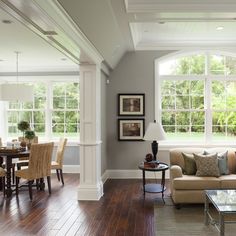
[125, 0, 236, 13]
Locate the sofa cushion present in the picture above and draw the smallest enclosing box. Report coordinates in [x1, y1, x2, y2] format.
[206, 148, 236, 174]
[173, 175, 221, 190]
[182, 152, 197, 175]
[219, 174, 236, 188]
[194, 153, 220, 177]
[204, 151, 229, 175]
[169, 148, 205, 170]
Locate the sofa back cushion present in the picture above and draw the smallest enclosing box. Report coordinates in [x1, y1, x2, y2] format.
[182, 152, 197, 175]
[170, 147, 236, 174]
[207, 148, 236, 174]
[170, 148, 205, 170]
[194, 153, 220, 177]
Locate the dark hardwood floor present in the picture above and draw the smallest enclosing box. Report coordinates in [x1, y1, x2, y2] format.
[0, 174, 170, 236]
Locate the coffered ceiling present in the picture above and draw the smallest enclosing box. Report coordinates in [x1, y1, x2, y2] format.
[125, 0, 236, 50]
[0, 3, 79, 73]
[1, 0, 236, 72]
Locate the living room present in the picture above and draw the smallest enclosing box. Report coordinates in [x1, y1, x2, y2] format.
[1, 0, 236, 235]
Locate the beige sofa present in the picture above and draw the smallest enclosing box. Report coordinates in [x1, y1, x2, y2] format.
[169, 147, 236, 206]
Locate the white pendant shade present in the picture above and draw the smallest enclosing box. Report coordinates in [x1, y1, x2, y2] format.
[143, 121, 166, 141]
[0, 84, 34, 102]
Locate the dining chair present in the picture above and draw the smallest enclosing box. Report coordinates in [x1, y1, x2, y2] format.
[51, 138, 67, 185]
[16, 136, 38, 170]
[0, 167, 6, 196]
[15, 142, 54, 200]
[7, 136, 38, 184]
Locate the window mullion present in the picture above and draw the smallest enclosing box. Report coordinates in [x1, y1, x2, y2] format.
[205, 77, 212, 144]
[205, 53, 212, 144]
[46, 81, 52, 141]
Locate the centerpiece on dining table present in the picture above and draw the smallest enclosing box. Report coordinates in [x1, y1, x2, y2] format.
[24, 130, 36, 150]
[17, 120, 36, 150]
[17, 120, 30, 148]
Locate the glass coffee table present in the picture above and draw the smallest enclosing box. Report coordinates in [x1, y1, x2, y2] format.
[205, 189, 236, 236]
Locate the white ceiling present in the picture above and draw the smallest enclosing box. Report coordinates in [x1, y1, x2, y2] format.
[0, 5, 78, 73]
[124, 0, 236, 50]
[2, 0, 236, 72]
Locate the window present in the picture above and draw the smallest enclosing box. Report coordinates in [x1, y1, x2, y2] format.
[6, 78, 79, 140]
[52, 82, 80, 138]
[7, 83, 46, 137]
[157, 52, 236, 143]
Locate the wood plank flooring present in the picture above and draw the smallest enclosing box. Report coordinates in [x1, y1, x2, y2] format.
[0, 174, 170, 236]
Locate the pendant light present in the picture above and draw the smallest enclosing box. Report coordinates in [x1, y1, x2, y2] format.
[0, 51, 34, 101]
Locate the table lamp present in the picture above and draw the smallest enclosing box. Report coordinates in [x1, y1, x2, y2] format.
[143, 120, 166, 162]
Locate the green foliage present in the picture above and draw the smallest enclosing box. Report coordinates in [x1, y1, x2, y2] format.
[17, 121, 30, 137]
[25, 130, 35, 140]
[161, 54, 236, 139]
[8, 82, 80, 138]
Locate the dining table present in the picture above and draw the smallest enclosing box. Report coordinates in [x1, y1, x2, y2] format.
[0, 150, 30, 197]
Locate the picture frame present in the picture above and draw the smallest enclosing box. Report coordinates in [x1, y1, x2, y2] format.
[118, 118, 145, 141]
[118, 93, 145, 116]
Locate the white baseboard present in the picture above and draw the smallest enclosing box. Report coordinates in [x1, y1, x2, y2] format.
[101, 170, 109, 184]
[51, 165, 80, 173]
[59, 166, 170, 179]
[103, 169, 169, 180]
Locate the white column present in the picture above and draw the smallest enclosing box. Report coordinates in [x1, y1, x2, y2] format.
[78, 64, 103, 200]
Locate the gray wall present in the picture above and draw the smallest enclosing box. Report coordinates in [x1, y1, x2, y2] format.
[53, 145, 79, 165]
[107, 51, 174, 169]
[101, 72, 108, 175]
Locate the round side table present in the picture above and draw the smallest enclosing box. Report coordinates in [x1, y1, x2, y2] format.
[138, 161, 169, 202]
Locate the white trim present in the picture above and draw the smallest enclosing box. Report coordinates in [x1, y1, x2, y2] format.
[135, 42, 236, 51]
[51, 165, 80, 173]
[101, 170, 109, 184]
[77, 181, 104, 201]
[62, 165, 80, 173]
[106, 169, 170, 179]
[78, 141, 103, 146]
[101, 63, 110, 77]
[158, 143, 236, 151]
[126, 0, 236, 13]
[4, 79, 80, 143]
[41, 0, 104, 64]
[155, 50, 236, 145]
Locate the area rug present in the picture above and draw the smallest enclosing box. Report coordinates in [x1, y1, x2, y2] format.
[154, 198, 236, 236]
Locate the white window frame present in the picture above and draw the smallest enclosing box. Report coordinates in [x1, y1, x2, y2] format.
[2, 75, 79, 142]
[155, 50, 236, 146]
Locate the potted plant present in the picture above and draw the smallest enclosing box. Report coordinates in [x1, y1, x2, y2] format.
[17, 121, 30, 147]
[24, 130, 36, 150]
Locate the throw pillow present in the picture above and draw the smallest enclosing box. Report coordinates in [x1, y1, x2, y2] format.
[182, 152, 197, 175]
[204, 151, 229, 175]
[194, 153, 220, 177]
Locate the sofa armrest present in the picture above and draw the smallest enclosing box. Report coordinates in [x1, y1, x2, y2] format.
[170, 165, 183, 179]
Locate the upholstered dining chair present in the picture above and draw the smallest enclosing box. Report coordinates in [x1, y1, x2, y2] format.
[8, 136, 38, 184]
[16, 136, 38, 170]
[0, 167, 6, 196]
[15, 142, 54, 200]
[51, 138, 67, 185]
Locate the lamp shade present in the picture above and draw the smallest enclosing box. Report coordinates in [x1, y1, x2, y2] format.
[143, 121, 166, 141]
[0, 84, 34, 102]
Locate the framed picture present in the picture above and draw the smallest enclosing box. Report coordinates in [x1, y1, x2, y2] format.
[118, 119, 145, 141]
[118, 93, 145, 116]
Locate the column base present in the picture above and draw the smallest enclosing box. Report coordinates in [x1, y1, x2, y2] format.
[77, 181, 103, 200]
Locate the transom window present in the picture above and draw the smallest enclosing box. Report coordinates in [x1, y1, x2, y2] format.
[157, 52, 236, 143]
[6, 78, 79, 141]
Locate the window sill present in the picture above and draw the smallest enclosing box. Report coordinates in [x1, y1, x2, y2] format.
[158, 142, 236, 151]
